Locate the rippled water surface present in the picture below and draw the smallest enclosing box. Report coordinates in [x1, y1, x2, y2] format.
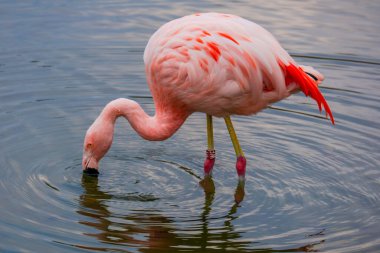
[1, 1, 380, 252]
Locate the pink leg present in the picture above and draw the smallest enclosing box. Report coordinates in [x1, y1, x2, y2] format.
[224, 116, 246, 181]
[204, 114, 215, 176]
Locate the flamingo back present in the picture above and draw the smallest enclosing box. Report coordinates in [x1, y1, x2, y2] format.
[144, 13, 334, 123]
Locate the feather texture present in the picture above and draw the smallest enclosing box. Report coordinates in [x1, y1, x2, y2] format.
[144, 12, 334, 121]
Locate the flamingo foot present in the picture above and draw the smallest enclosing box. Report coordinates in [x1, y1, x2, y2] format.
[236, 155, 246, 181]
[203, 149, 215, 176]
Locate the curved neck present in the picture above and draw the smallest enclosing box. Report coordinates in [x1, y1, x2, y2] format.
[100, 98, 189, 141]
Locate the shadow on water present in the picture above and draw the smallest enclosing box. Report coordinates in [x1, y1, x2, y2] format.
[75, 175, 325, 252]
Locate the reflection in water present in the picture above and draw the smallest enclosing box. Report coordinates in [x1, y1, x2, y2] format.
[78, 175, 174, 251]
[199, 176, 250, 251]
[1, 0, 379, 251]
[78, 175, 324, 252]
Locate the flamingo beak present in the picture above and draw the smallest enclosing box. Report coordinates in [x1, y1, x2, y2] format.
[82, 153, 99, 176]
[83, 167, 99, 176]
[306, 72, 318, 82]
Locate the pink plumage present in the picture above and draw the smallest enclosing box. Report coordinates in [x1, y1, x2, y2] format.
[144, 12, 333, 120]
[82, 13, 334, 181]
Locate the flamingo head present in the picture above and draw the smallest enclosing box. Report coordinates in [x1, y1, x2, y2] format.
[299, 65, 325, 85]
[82, 120, 114, 175]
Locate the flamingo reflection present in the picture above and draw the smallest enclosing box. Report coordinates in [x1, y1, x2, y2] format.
[77, 174, 324, 252]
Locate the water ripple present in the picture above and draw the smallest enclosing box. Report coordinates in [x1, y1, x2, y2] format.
[0, 1, 380, 251]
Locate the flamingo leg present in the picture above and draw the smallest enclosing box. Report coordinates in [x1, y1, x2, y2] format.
[224, 116, 246, 181]
[204, 114, 216, 176]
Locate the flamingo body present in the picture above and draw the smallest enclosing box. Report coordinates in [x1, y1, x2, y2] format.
[82, 13, 334, 175]
[144, 13, 332, 119]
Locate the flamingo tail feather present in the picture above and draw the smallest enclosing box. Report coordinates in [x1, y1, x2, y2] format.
[285, 63, 335, 124]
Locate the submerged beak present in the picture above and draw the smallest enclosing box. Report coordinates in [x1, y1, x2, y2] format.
[82, 153, 99, 176]
[83, 167, 99, 176]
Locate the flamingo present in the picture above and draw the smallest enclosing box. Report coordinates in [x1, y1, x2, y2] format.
[82, 12, 334, 181]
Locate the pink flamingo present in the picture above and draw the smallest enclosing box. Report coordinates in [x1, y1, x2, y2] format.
[82, 13, 334, 180]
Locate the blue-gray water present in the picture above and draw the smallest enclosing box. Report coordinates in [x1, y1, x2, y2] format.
[1, 1, 379, 252]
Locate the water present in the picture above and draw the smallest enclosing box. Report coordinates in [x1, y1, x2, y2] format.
[1, 1, 379, 252]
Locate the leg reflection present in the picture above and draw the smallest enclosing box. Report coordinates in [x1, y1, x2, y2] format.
[198, 175, 251, 251]
[199, 175, 215, 196]
[234, 178, 245, 204]
[200, 171, 245, 204]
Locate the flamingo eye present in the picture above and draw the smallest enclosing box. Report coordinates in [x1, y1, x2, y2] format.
[306, 72, 318, 81]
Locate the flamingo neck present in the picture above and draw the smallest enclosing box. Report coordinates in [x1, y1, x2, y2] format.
[101, 98, 188, 141]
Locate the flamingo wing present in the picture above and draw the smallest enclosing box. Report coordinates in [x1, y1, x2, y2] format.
[144, 13, 334, 123]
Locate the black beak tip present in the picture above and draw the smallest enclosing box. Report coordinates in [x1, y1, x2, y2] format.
[305, 72, 318, 81]
[83, 168, 99, 176]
